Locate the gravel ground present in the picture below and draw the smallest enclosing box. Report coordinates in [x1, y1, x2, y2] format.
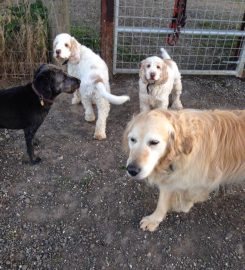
[0, 74, 245, 270]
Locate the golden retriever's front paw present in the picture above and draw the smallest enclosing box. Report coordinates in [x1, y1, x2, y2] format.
[140, 215, 160, 232]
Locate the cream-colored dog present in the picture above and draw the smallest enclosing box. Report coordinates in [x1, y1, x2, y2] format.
[53, 33, 130, 140]
[123, 109, 245, 231]
[139, 48, 183, 112]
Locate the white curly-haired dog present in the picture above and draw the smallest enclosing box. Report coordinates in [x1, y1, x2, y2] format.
[139, 48, 183, 112]
[53, 33, 130, 140]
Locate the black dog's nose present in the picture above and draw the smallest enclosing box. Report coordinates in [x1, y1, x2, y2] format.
[56, 49, 61, 55]
[127, 164, 141, 177]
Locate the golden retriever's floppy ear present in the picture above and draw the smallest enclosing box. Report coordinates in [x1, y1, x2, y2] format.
[163, 112, 193, 157]
[169, 126, 193, 156]
[70, 37, 81, 62]
[181, 135, 193, 155]
[122, 115, 136, 153]
[158, 61, 168, 84]
[122, 122, 131, 154]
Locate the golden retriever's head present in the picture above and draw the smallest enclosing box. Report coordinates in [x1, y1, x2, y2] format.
[53, 33, 80, 63]
[139, 56, 168, 84]
[123, 110, 192, 180]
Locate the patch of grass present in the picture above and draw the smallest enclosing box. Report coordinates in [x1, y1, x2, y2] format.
[79, 175, 93, 190]
[118, 165, 127, 171]
[0, 0, 49, 79]
[71, 25, 100, 52]
[117, 46, 146, 65]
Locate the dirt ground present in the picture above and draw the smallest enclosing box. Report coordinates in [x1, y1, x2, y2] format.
[0, 74, 244, 270]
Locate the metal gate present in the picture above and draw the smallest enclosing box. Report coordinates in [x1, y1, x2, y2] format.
[113, 0, 245, 77]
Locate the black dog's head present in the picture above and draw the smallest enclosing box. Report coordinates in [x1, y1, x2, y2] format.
[33, 64, 80, 98]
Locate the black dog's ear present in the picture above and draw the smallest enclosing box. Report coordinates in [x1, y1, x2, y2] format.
[34, 64, 48, 79]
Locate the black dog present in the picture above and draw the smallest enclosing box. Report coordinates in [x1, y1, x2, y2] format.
[0, 64, 80, 164]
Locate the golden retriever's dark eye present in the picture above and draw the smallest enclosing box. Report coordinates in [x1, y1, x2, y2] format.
[148, 140, 159, 146]
[147, 64, 150, 68]
[130, 137, 137, 143]
[157, 65, 161, 69]
[65, 43, 69, 48]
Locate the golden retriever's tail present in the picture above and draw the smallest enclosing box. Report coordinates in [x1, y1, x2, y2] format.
[96, 82, 130, 105]
[160, 48, 171, 60]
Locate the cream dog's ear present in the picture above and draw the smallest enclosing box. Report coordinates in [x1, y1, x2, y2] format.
[158, 61, 168, 84]
[139, 59, 147, 82]
[70, 37, 81, 62]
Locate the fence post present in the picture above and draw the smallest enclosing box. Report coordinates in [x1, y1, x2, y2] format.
[101, 0, 114, 75]
[43, 0, 70, 57]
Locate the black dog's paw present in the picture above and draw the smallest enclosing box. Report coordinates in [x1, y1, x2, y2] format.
[33, 138, 40, 146]
[31, 157, 41, 165]
[23, 156, 42, 165]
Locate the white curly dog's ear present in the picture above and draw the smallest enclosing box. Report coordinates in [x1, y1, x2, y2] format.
[70, 37, 81, 63]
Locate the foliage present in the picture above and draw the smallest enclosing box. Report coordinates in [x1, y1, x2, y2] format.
[71, 25, 100, 52]
[0, 0, 49, 79]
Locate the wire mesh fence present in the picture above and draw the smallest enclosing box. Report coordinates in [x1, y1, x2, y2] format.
[69, 0, 100, 53]
[113, 0, 245, 76]
[1, 0, 245, 78]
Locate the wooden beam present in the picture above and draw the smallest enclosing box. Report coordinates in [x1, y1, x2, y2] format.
[100, 0, 114, 75]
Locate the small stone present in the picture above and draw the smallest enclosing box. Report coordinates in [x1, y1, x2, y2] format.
[25, 198, 30, 204]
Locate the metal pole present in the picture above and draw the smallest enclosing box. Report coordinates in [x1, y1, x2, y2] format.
[113, 0, 119, 75]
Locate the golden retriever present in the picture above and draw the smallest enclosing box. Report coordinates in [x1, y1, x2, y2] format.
[123, 109, 245, 231]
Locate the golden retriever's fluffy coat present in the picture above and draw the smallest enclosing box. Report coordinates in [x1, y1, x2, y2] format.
[123, 109, 245, 231]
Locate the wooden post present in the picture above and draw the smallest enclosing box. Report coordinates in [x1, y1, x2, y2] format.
[100, 0, 114, 75]
[43, 0, 70, 40]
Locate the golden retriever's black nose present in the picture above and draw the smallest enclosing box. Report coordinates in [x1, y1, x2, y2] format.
[127, 164, 141, 177]
[150, 72, 155, 79]
[56, 49, 61, 55]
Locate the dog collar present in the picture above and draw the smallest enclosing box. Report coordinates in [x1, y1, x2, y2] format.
[62, 59, 69, 65]
[32, 83, 53, 106]
[146, 82, 155, 94]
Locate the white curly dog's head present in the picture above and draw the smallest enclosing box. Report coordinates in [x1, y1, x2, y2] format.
[139, 56, 168, 84]
[53, 33, 81, 64]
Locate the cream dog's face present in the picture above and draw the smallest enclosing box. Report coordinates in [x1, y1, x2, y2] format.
[140, 56, 166, 82]
[124, 111, 174, 180]
[53, 33, 81, 64]
[53, 33, 73, 60]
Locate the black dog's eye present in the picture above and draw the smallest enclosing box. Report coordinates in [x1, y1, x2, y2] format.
[148, 140, 159, 146]
[65, 43, 69, 48]
[130, 137, 137, 143]
[157, 65, 161, 69]
[147, 64, 150, 68]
